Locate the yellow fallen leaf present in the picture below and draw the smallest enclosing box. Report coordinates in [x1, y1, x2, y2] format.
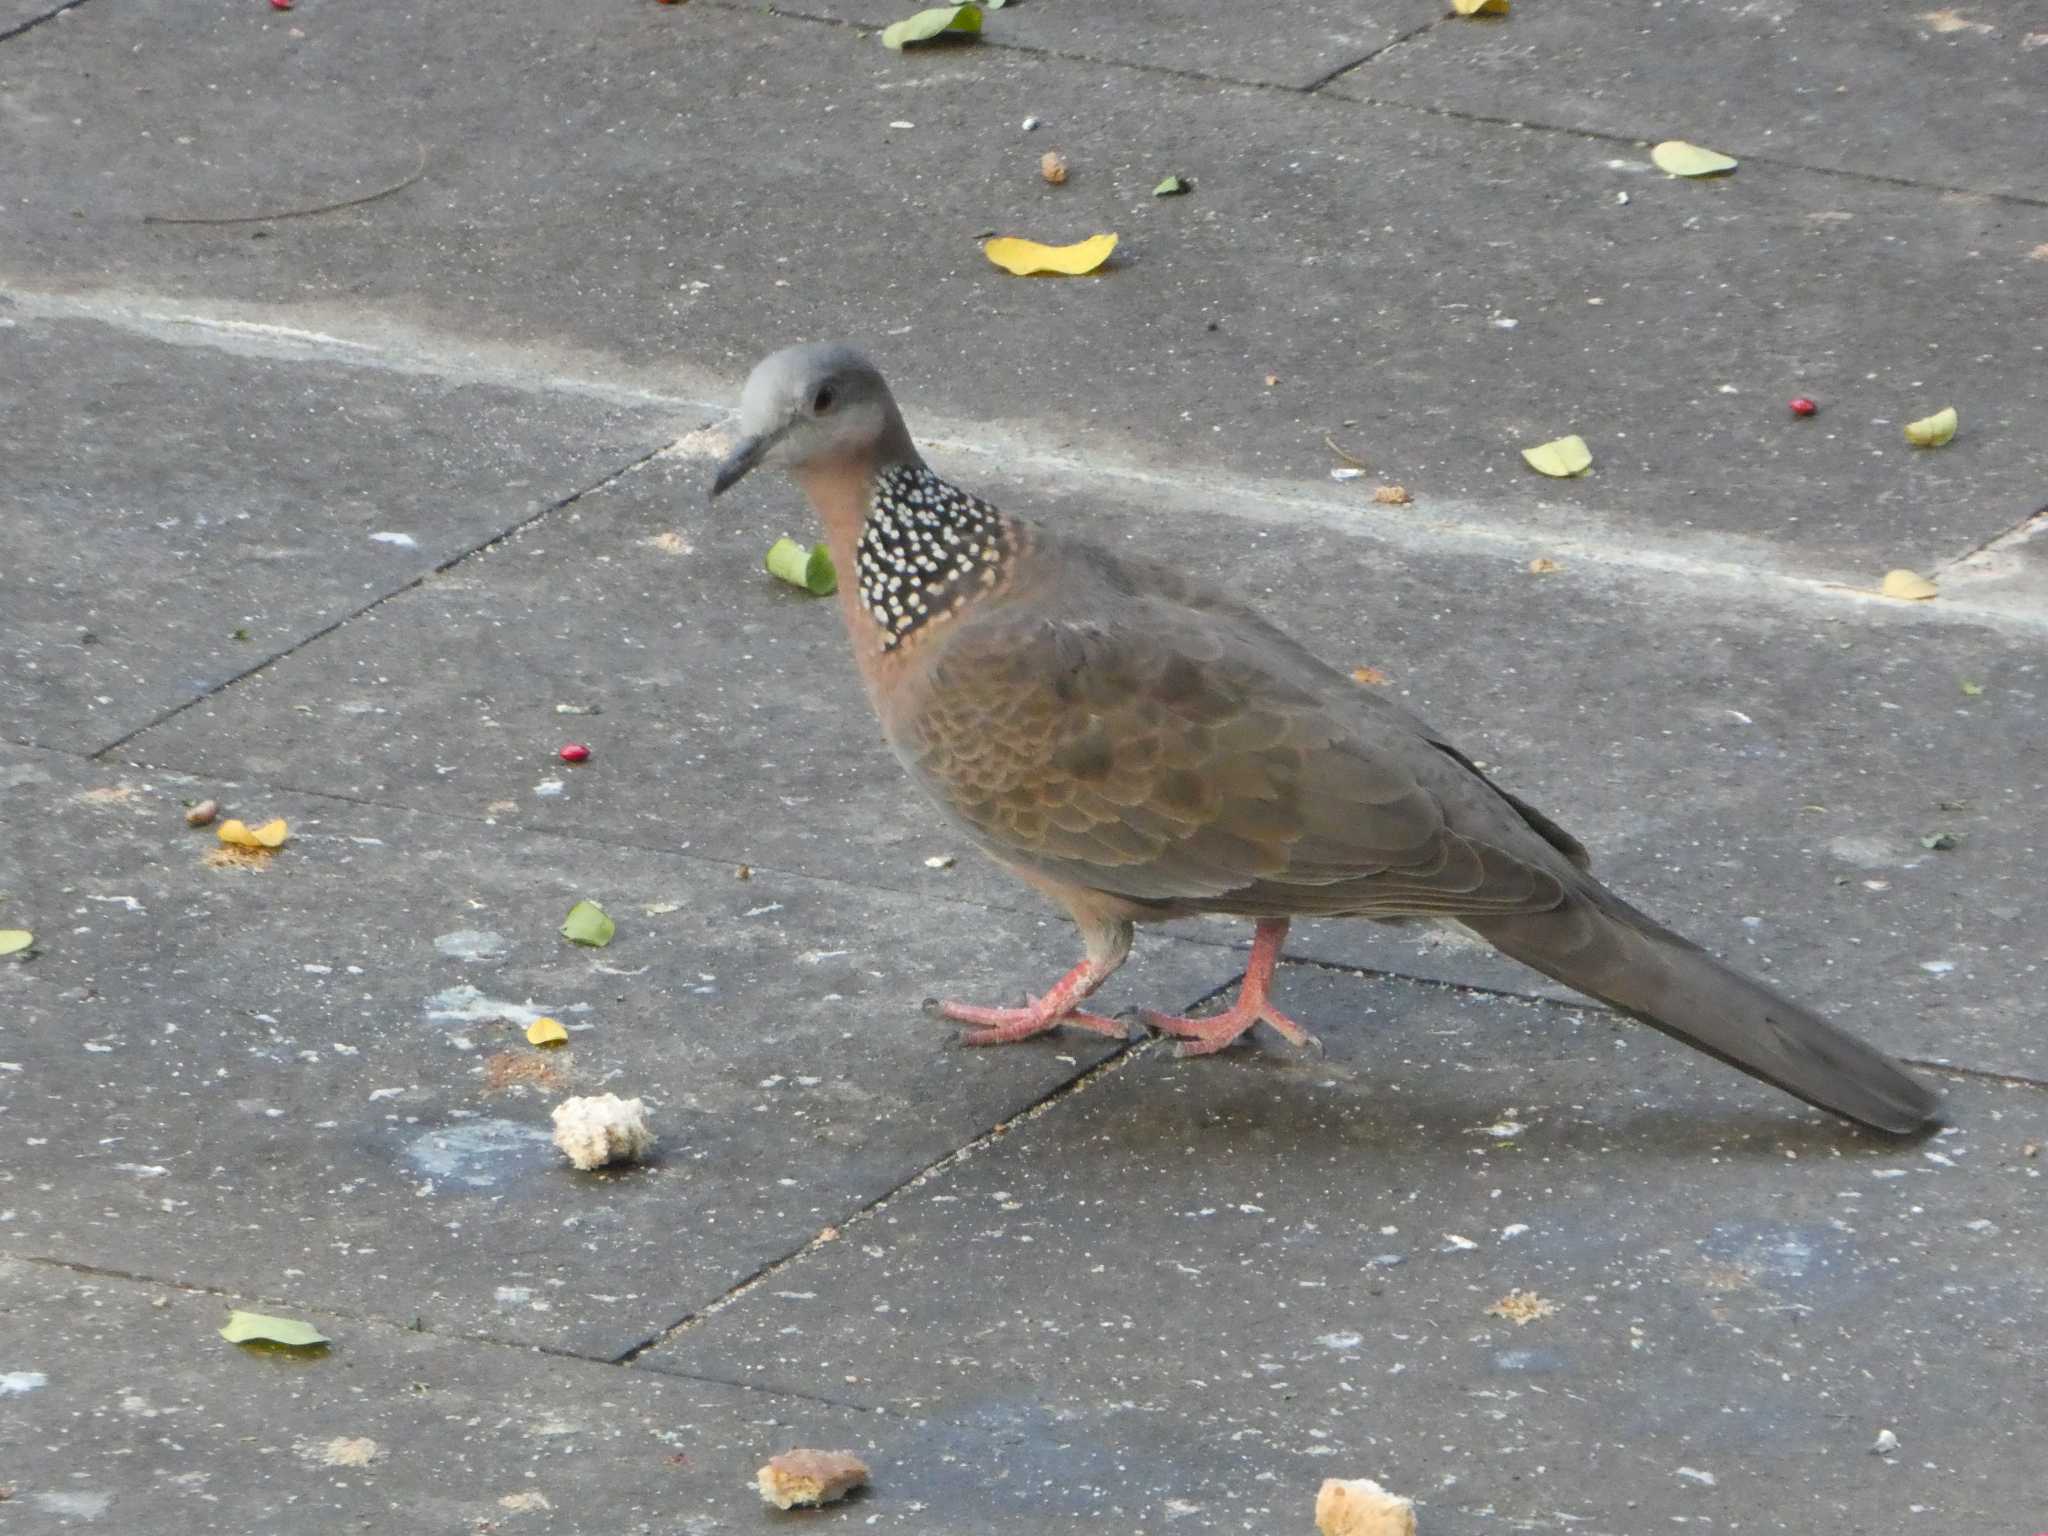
[1651, 140, 1738, 177]
[1451, 0, 1508, 13]
[526, 1017, 569, 1048]
[1528, 557, 1563, 574]
[1521, 434, 1592, 477]
[1880, 568, 1938, 601]
[217, 817, 289, 850]
[983, 232, 1117, 276]
[1351, 665, 1392, 686]
[1902, 405, 1957, 447]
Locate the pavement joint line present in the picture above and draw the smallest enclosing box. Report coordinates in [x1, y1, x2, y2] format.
[709, 0, 2048, 210]
[3, 1252, 894, 1411]
[612, 1026, 1195, 1365]
[1301, 16, 1446, 93]
[10, 284, 2043, 636]
[0, 0, 93, 46]
[1931, 502, 2048, 577]
[1320, 84, 2048, 210]
[82, 441, 674, 761]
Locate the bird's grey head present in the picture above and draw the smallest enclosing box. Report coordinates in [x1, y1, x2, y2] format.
[709, 342, 912, 499]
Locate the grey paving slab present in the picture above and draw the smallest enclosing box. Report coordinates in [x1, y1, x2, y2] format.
[0, 743, 1220, 1361]
[1334, 0, 2048, 203]
[119, 449, 2048, 1078]
[647, 970, 2048, 1534]
[0, 0, 72, 37]
[0, 311, 674, 755]
[2, 2, 2044, 575]
[0, 1258, 1228, 1534]
[771, 0, 1444, 89]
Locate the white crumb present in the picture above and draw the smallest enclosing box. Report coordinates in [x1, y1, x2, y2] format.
[550, 1093, 655, 1170]
[1317, 1477, 1416, 1536]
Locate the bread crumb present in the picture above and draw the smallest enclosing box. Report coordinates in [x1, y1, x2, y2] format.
[1373, 485, 1412, 505]
[1486, 1289, 1559, 1325]
[1040, 151, 1068, 185]
[755, 1449, 869, 1509]
[550, 1093, 654, 1170]
[1317, 1477, 1416, 1536]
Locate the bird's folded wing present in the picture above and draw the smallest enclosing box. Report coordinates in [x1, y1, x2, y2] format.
[899, 607, 1570, 918]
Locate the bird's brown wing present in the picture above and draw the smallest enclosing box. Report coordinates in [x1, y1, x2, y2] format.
[894, 597, 1571, 919]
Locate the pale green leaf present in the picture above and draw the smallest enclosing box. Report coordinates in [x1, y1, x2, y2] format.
[1903, 406, 1957, 447]
[1521, 434, 1592, 477]
[1152, 175, 1188, 197]
[882, 4, 982, 49]
[220, 1310, 329, 1349]
[764, 537, 837, 595]
[0, 930, 32, 957]
[1651, 140, 1738, 177]
[562, 900, 615, 948]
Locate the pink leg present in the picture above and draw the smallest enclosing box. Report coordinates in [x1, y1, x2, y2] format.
[1140, 919, 1319, 1058]
[934, 914, 1135, 1046]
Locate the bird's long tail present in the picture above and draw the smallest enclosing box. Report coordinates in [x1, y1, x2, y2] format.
[1465, 888, 1940, 1134]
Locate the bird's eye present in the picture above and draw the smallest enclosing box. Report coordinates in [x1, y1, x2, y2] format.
[812, 384, 836, 414]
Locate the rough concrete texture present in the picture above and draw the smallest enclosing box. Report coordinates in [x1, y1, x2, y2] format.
[0, 314, 675, 754]
[647, 970, 2045, 1534]
[0, 2, 2043, 581]
[1334, 0, 2048, 202]
[0, 1257, 1237, 1533]
[3, 0, 2044, 1531]
[0, 742, 1222, 1360]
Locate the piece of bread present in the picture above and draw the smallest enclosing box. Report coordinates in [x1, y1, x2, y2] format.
[549, 1093, 655, 1170]
[1316, 1477, 1417, 1536]
[755, 1449, 870, 1510]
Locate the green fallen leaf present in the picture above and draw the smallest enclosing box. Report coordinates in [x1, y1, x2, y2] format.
[220, 1310, 329, 1349]
[1959, 680, 1984, 696]
[1920, 832, 1959, 851]
[1152, 175, 1189, 197]
[0, 930, 32, 957]
[1651, 140, 1738, 177]
[1903, 405, 1957, 447]
[764, 537, 837, 596]
[881, 3, 982, 49]
[1521, 434, 1592, 477]
[231, 627, 251, 642]
[562, 899, 615, 948]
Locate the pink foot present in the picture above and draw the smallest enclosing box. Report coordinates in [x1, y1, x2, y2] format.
[930, 951, 1133, 1046]
[1140, 918, 1320, 1058]
[935, 998, 1132, 1046]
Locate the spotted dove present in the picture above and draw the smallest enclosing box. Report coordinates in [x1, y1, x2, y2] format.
[711, 342, 1939, 1135]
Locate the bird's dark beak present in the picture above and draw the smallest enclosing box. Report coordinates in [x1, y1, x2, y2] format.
[710, 434, 765, 500]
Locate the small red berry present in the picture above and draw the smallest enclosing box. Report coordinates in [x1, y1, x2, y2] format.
[1789, 397, 1817, 417]
[269, 0, 293, 10]
[559, 743, 591, 764]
